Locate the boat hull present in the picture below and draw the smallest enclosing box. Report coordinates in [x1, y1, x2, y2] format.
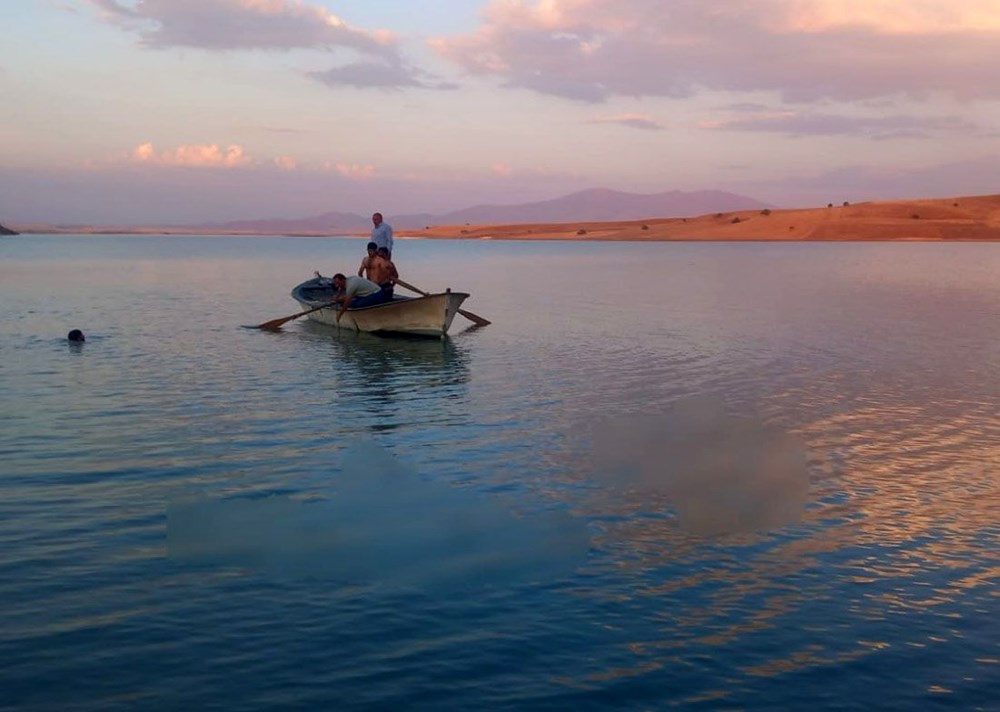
[291, 278, 470, 337]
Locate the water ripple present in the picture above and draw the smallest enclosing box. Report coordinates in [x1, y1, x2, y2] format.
[1, 237, 998, 710]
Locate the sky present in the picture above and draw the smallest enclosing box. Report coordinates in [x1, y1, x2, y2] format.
[2, 0, 1000, 224]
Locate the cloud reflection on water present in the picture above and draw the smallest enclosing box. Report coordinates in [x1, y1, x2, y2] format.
[590, 396, 810, 536]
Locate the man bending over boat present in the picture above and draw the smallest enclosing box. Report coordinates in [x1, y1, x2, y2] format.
[330, 273, 386, 321]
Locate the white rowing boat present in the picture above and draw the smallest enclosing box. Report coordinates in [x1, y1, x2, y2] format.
[290, 277, 471, 337]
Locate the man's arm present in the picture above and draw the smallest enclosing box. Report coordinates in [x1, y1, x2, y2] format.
[336, 281, 356, 319]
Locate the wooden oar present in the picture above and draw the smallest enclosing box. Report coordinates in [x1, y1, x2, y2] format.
[395, 278, 491, 327]
[252, 301, 335, 330]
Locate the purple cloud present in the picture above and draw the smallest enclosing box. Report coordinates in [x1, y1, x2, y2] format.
[87, 0, 464, 91]
[89, 0, 394, 57]
[308, 61, 459, 91]
[587, 114, 664, 131]
[704, 112, 977, 138]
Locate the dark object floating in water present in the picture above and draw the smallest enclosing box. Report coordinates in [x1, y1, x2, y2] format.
[67, 329, 86, 342]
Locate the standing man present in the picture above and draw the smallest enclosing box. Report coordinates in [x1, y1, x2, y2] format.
[370, 212, 393, 258]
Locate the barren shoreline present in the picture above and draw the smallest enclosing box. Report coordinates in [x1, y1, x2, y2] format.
[12, 193, 1000, 241]
[397, 194, 1000, 242]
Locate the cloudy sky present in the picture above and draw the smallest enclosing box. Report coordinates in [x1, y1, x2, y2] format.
[3, 0, 1000, 224]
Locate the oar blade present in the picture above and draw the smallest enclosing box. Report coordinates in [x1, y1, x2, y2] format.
[255, 316, 294, 330]
[399, 278, 491, 327]
[458, 308, 491, 327]
[251, 302, 332, 331]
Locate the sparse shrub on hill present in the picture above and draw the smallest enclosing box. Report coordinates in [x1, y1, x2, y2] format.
[577, 228, 587, 235]
[731, 216, 741, 224]
[911, 214, 920, 219]
[760, 208, 771, 216]
[641, 224, 649, 230]
[827, 203, 834, 208]
[843, 201, 850, 206]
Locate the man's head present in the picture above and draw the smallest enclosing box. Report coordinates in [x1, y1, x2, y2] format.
[366, 241, 378, 254]
[371, 212, 383, 226]
[332, 273, 347, 289]
[377, 247, 390, 259]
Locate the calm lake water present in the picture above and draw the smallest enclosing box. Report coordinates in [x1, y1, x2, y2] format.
[1, 234, 997, 711]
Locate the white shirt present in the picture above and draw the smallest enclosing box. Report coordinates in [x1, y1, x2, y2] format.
[371, 221, 393, 254]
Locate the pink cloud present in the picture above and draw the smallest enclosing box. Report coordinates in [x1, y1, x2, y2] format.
[430, 0, 1000, 102]
[775, 1, 1000, 34]
[129, 142, 251, 167]
[323, 161, 376, 178]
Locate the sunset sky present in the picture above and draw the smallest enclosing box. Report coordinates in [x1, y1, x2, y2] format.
[3, 0, 1000, 224]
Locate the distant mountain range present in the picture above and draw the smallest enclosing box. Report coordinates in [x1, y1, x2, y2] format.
[10, 188, 771, 235]
[432, 188, 770, 225]
[201, 188, 770, 234]
[11, 192, 1000, 241]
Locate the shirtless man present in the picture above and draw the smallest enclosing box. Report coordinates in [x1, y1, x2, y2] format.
[369, 246, 399, 297]
[357, 242, 378, 280]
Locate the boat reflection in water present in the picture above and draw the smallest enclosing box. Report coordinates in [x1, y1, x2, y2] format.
[302, 323, 473, 434]
[168, 326, 589, 592]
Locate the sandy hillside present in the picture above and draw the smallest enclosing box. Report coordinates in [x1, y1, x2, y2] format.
[396, 194, 1000, 242]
